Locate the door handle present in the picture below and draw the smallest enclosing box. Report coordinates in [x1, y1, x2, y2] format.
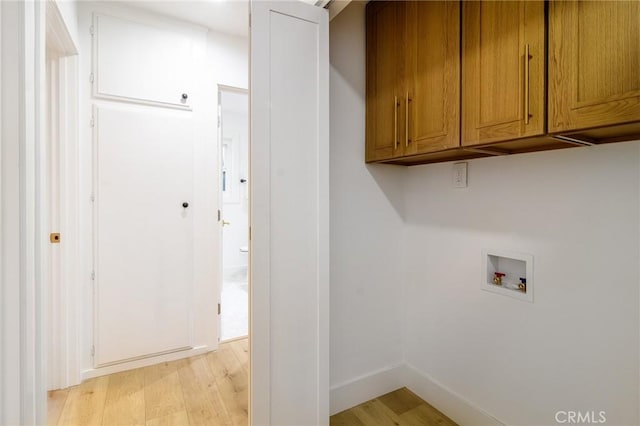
[222, 220, 231, 226]
[406, 92, 411, 147]
[394, 95, 399, 150]
[524, 44, 532, 124]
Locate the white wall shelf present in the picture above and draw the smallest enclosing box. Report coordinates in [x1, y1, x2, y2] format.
[481, 249, 533, 303]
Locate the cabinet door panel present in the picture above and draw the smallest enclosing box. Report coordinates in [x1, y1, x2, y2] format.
[462, 1, 545, 146]
[549, 1, 640, 133]
[366, 2, 405, 161]
[94, 14, 194, 109]
[406, 1, 460, 155]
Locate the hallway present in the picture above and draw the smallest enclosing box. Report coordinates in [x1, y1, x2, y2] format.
[48, 339, 248, 426]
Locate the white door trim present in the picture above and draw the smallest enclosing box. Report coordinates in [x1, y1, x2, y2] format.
[219, 84, 249, 95]
[45, 0, 80, 391]
[0, 1, 47, 423]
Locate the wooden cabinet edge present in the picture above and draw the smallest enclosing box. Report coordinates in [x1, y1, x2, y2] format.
[366, 135, 570, 166]
[367, 124, 640, 167]
[549, 121, 640, 145]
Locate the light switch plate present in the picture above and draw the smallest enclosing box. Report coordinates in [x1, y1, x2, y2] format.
[453, 162, 467, 188]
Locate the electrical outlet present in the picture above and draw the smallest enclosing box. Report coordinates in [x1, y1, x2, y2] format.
[453, 162, 468, 188]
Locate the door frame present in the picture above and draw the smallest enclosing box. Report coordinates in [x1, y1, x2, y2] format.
[1, 1, 48, 423]
[217, 84, 249, 343]
[45, 1, 80, 391]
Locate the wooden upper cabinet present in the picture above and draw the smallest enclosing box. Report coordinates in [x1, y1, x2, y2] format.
[549, 1, 640, 134]
[405, 1, 460, 155]
[366, 1, 406, 162]
[462, 1, 545, 146]
[367, 1, 460, 161]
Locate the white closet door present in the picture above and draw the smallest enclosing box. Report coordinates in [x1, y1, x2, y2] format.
[95, 105, 194, 366]
[251, 2, 329, 424]
[94, 14, 194, 108]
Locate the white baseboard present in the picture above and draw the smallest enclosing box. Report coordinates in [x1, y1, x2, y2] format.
[330, 364, 405, 415]
[81, 345, 211, 380]
[402, 363, 504, 426]
[329, 362, 504, 425]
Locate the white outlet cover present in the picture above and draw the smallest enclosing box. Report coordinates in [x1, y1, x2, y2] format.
[453, 162, 467, 188]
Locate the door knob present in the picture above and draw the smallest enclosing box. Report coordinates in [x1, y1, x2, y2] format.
[182, 93, 188, 100]
[182, 202, 189, 208]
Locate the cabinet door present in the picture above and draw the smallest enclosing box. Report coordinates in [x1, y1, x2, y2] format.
[549, 1, 640, 133]
[462, 1, 545, 146]
[94, 14, 194, 109]
[366, 1, 405, 162]
[405, 1, 460, 155]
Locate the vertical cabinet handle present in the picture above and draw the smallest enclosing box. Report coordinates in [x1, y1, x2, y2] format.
[394, 95, 399, 150]
[405, 92, 411, 147]
[524, 43, 531, 125]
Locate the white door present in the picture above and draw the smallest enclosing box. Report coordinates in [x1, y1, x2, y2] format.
[89, 10, 214, 369]
[94, 105, 194, 366]
[251, 2, 329, 425]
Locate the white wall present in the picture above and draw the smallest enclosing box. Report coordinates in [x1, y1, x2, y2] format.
[54, 0, 79, 49]
[1, 3, 23, 423]
[330, 2, 640, 424]
[404, 143, 640, 426]
[208, 31, 248, 90]
[329, 1, 406, 411]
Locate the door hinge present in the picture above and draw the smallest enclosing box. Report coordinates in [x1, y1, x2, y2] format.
[249, 226, 252, 241]
[91, 270, 95, 281]
[91, 345, 95, 357]
[89, 73, 94, 84]
[218, 303, 221, 315]
[90, 114, 94, 128]
[217, 209, 221, 221]
[249, 13, 251, 28]
[89, 25, 94, 36]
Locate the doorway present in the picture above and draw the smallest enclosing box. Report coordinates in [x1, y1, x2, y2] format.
[219, 87, 249, 342]
[46, 0, 249, 386]
[47, 1, 252, 423]
[5, 0, 329, 423]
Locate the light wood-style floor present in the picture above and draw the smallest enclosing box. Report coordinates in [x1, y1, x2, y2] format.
[50, 339, 454, 426]
[48, 338, 248, 426]
[330, 387, 457, 426]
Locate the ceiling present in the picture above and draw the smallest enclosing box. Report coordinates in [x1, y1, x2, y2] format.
[119, 1, 338, 37]
[121, 0, 250, 37]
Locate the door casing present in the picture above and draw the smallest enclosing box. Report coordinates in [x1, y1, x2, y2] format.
[218, 84, 249, 343]
[45, 0, 81, 391]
